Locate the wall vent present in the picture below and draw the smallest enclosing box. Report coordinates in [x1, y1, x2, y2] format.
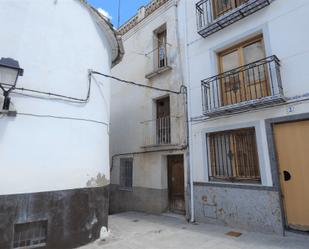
[13, 220, 47, 249]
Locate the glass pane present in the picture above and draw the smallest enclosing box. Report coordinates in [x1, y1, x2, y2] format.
[221, 50, 240, 91]
[243, 41, 265, 83]
[243, 41, 265, 64]
[0, 67, 18, 86]
[221, 50, 239, 72]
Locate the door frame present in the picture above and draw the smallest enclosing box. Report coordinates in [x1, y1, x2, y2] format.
[265, 112, 309, 234]
[167, 154, 185, 214]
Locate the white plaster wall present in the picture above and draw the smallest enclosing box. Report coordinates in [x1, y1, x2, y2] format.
[0, 0, 113, 195]
[178, 0, 309, 185]
[110, 1, 186, 190]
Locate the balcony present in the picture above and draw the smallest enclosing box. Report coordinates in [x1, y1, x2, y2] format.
[145, 44, 172, 79]
[141, 116, 183, 149]
[196, 0, 273, 38]
[201, 55, 286, 116]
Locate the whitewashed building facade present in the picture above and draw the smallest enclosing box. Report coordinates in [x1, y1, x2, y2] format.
[0, 0, 123, 248]
[110, 0, 189, 216]
[180, 0, 309, 234]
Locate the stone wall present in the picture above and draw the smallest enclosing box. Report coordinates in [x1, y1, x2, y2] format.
[0, 186, 109, 249]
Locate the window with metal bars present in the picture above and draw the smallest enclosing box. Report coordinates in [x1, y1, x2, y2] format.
[157, 29, 167, 68]
[13, 221, 47, 249]
[119, 158, 133, 190]
[208, 128, 261, 183]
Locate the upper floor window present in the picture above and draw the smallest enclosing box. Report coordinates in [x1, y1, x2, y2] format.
[218, 35, 267, 105]
[156, 96, 171, 144]
[208, 127, 261, 183]
[157, 29, 167, 68]
[201, 34, 284, 116]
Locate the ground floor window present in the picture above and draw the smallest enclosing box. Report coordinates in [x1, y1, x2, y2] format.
[120, 158, 133, 190]
[208, 127, 261, 183]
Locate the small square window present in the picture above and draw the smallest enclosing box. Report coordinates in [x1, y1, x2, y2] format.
[119, 158, 133, 190]
[13, 220, 47, 249]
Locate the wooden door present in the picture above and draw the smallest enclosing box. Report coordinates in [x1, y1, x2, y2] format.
[219, 36, 269, 106]
[168, 155, 185, 214]
[274, 120, 309, 231]
[213, 0, 248, 19]
[213, 0, 235, 19]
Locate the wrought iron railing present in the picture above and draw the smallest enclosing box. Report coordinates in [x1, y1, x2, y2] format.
[141, 116, 173, 146]
[201, 55, 285, 115]
[196, 0, 273, 38]
[145, 45, 171, 79]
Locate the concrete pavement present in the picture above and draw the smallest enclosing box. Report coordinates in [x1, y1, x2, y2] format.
[78, 212, 309, 249]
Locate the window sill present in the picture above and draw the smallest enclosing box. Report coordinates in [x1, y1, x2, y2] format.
[193, 181, 277, 191]
[140, 143, 184, 152]
[119, 187, 133, 192]
[145, 65, 172, 79]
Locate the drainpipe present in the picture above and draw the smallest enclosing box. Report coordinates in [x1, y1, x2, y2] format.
[173, 0, 193, 222]
[183, 0, 195, 223]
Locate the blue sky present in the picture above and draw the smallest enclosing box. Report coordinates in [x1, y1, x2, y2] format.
[88, 0, 151, 28]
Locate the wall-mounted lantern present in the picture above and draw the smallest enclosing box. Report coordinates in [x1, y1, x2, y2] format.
[0, 57, 24, 110]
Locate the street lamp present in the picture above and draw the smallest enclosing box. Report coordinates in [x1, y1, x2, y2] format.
[0, 57, 23, 110]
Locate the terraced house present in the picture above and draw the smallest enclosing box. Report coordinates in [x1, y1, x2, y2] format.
[110, 0, 189, 216]
[182, 0, 309, 234]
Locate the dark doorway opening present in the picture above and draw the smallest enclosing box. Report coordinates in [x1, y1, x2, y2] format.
[167, 155, 185, 214]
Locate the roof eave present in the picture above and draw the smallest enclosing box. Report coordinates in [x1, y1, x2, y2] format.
[78, 0, 124, 67]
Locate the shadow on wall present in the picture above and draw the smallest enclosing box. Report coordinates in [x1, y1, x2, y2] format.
[86, 173, 110, 187]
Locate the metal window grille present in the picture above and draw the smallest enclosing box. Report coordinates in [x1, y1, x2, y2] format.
[13, 221, 47, 249]
[120, 158, 133, 190]
[208, 128, 261, 183]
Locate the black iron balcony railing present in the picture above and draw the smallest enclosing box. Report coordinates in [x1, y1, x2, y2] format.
[196, 0, 273, 38]
[201, 55, 285, 116]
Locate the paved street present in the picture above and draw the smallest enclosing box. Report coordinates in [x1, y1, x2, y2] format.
[78, 212, 309, 249]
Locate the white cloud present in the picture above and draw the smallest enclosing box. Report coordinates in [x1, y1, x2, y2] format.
[97, 8, 112, 20]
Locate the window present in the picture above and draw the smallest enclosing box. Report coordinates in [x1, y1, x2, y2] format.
[120, 158, 133, 190]
[13, 221, 47, 248]
[218, 35, 269, 105]
[157, 29, 167, 68]
[208, 128, 261, 183]
[156, 96, 171, 144]
[213, 0, 248, 19]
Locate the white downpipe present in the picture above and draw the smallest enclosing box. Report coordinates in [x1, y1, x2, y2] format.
[183, 0, 195, 223]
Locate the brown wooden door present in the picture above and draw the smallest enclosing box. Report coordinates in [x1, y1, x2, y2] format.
[168, 155, 185, 214]
[213, 0, 249, 19]
[219, 36, 269, 106]
[274, 120, 309, 231]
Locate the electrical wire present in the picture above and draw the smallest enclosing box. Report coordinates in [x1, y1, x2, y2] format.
[90, 70, 185, 95]
[1, 71, 187, 128]
[18, 112, 109, 126]
[0, 71, 92, 103]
